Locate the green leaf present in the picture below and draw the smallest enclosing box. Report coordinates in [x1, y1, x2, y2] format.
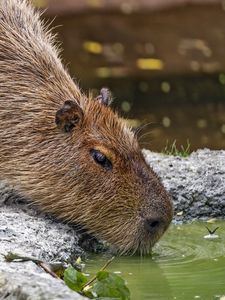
[64, 266, 88, 292]
[92, 271, 130, 300]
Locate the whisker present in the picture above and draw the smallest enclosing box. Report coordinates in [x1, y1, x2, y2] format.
[133, 121, 153, 137]
[138, 130, 155, 142]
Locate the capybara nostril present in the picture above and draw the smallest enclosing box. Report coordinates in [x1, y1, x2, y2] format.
[144, 218, 163, 233]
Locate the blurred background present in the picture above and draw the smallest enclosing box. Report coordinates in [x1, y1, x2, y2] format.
[34, 0, 225, 152]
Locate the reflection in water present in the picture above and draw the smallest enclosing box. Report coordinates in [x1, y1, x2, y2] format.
[50, 10, 225, 152]
[83, 75, 225, 152]
[87, 222, 225, 300]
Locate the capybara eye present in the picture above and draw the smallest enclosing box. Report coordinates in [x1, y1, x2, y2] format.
[90, 149, 112, 171]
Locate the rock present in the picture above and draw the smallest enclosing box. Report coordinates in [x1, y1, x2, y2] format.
[0, 270, 85, 299]
[0, 192, 84, 263]
[0, 185, 86, 299]
[143, 148, 225, 222]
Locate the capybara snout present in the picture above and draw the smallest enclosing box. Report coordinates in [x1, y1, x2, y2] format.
[53, 98, 173, 253]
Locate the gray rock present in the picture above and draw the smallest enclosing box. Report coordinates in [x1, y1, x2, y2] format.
[143, 148, 225, 222]
[0, 194, 84, 263]
[0, 271, 85, 299]
[0, 186, 86, 299]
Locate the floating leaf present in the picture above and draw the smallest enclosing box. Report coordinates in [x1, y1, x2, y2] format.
[136, 58, 164, 70]
[92, 271, 130, 300]
[64, 266, 88, 292]
[83, 41, 103, 54]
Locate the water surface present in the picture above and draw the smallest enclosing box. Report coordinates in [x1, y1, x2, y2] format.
[86, 222, 225, 300]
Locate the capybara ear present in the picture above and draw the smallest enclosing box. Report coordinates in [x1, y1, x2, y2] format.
[55, 100, 84, 132]
[96, 87, 113, 106]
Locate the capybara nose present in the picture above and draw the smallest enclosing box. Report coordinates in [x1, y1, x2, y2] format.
[144, 217, 164, 234]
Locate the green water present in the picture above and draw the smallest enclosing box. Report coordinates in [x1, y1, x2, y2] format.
[86, 222, 225, 300]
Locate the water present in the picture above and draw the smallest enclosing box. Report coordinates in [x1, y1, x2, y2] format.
[49, 11, 225, 152]
[86, 222, 225, 300]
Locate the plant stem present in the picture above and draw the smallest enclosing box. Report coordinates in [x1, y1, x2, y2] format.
[82, 256, 115, 290]
[4, 252, 60, 279]
[39, 261, 59, 279]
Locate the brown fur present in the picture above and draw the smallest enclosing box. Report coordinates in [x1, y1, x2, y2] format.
[0, 0, 173, 254]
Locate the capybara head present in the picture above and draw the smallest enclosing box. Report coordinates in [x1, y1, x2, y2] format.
[0, 0, 173, 255]
[52, 88, 173, 254]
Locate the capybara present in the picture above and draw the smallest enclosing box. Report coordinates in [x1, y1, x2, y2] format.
[0, 0, 173, 254]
